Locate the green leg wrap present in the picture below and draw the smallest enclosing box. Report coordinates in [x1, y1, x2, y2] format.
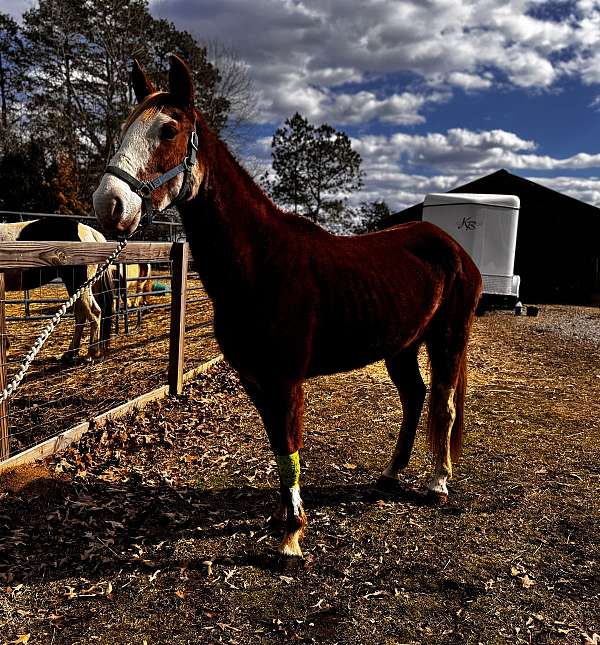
[276, 451, 300, 488]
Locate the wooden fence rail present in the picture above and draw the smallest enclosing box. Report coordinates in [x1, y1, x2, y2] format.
[0, 241, 173, 268]
[0, 240, 213, 464]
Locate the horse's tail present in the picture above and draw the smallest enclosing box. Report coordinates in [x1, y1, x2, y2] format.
[95, 268, 114, 351]
[426, 250, 481, 463]
[426, 337, 469, 463]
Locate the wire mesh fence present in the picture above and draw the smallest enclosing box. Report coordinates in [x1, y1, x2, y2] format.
[0, 242, 219, 462]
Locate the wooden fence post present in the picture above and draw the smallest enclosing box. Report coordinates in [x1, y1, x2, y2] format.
[168, 242, 188, 395]
[123, 266, 130, 336]
[0, 273, 9, 460]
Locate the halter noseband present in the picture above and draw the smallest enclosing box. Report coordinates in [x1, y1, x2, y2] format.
[104, 125, 199, 226]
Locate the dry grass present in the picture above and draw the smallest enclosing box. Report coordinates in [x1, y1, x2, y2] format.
[0, 306, 599, 644]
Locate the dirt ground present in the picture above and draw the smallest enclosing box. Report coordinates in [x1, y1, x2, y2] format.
[0, 306, 599, 644]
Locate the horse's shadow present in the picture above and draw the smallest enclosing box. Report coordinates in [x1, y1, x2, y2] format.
[1, 472, 438, 585]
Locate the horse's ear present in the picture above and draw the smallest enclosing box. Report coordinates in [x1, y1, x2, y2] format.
[131, 60, 156, 103]
[168, 54, 195, 109]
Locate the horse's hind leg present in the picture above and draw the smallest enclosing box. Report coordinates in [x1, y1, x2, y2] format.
[377, 345, 426, 490]
[86, 290, 102, 360]
[62, 299, 86, 362]
[241, 378, 307, 559]
[141, 264, 152, 306]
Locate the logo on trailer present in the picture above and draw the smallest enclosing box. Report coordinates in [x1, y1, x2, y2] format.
[458, 216, 479, 231]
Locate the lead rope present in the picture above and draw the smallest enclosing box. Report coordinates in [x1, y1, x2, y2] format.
[0, 236, 130, 403]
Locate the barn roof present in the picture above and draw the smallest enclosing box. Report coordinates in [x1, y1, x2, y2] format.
[380, 168, 600, 228]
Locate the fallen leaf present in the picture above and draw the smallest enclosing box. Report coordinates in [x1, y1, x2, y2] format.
[521, 575, 535, 588]
[363, 590, 388, 599]
[64, 586, 77, 600]
[11, 635, 31, 644]
[582, 633, 600, 645]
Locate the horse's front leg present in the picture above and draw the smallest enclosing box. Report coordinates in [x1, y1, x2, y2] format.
[275, 447, 307, 558]
[241, 378, 307, 558]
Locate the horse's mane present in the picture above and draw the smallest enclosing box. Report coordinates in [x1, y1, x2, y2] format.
[123, 92, 167, 134]
[206, 123, 277, 205]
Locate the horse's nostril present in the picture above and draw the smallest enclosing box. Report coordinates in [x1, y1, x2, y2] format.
[110, 197, 124, 220]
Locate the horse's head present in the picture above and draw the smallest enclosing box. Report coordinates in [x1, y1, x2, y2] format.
[93, 55, 204, 236]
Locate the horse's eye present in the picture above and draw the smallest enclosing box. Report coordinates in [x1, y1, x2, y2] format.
[161, 123, 178, 141]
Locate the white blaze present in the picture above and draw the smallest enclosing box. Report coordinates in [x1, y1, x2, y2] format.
[93, 111, 183, 234]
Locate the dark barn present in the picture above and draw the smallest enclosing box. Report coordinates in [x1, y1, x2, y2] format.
[381, 169, 600, 303]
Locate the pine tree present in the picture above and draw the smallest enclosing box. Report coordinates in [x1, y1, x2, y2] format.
[21, 0, 230, 211]
[0, 13, 26, 144]
[269, 112, 364, 222]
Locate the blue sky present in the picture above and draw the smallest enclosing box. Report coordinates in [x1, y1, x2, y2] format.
[7, 0, 600, 211]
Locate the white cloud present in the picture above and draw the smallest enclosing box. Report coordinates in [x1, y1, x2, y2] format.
[145, 0, 597, 123]
[247, 125, 600, 212]
[352, 128, 537, 170]
[7, 0, 600, 122]
[490, 9, 573, 52]
[8, 0, 600, 215]
[352, 127, 600, 173]
[503, 47, 558, 87]
[447, 72, 493, 91]
[531, 174, 600, 205]
[1, 0, 34, 19]
[348, 127, 600, 210]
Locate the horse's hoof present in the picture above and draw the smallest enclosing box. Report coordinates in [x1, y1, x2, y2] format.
[276, 553, 305, 573]
[60, 353, 77, 364]
[375, 474, 402, 493]
[426, 490, 449, 506]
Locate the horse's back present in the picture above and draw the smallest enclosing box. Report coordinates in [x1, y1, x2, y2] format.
[334, 221, 482, 305]
[0, 220, 36, 242]
[348, 221, 473, 269]
[234, 219, 481, 379]
[308, 221, 476, 301]
[7, 218, 107, 291]
[305, 222, 478, 374]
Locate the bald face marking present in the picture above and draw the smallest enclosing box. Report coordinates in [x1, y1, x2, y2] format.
[93, 101, 201, 236]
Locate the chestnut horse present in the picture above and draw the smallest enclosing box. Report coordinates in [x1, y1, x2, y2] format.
[93, 56, 482, 559]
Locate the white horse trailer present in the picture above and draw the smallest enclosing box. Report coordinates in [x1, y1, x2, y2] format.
[422, 193, 520, 305]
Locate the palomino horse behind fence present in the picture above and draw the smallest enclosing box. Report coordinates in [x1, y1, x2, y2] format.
[115, 263, 152, 309]
[94, 55, 483, 560]
[0, 218, 113, 362]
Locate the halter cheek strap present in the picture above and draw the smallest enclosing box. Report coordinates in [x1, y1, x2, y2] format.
[105, 126, 199, 226]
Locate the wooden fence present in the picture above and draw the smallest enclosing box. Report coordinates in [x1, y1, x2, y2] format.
[0, 240, 220, 471]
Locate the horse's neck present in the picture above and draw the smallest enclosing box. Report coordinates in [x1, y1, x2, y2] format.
[179, 142, 283, 302]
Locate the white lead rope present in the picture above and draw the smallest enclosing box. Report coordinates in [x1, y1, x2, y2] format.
[0, 237, 129, 403]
